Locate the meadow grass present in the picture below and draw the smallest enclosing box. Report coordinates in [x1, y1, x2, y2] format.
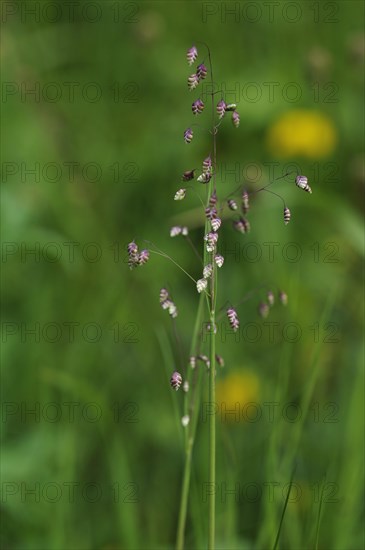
[1, 2, 364, 548]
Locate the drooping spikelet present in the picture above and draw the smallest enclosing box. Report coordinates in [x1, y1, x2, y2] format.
[127, 241, 139, 270]
[138, 249, 150, 266]
[227, 307, 239, 332]
[214, 254, 224, 268]
[217, 99, 226, 119]
[184, 128, 193, 143]
[186, 45, 198, 66]
[196, 278, 208, 293]
[267, 290, 275, 306]
[258, 302, 270, 318]
[160, 288, 178, 318]
[284, 206, 291, 225]
[203, 264, 213, 279]
[197, 172, 212, 184]
[209, 190, 217, 207]
[233, 217, 250, 234]
[241, 190, 249, 214]
[192, 99, 205, 115]
[188, 74, 199, 91]
[197, 63, 207, 80]
[174, 188, 186, 201]
[295, 175, 312, 194]
[203, 156, 212, 174]
[170, 226, 188, 237]
[211, 217, 221, 232]
[170, 371, 182, 390]
[182, 169, 195, 181]
[204, 232, 218, 252]
[232, 111, 240, 128]
[279, 290, 288, 305]
[228, 199, 238, 211]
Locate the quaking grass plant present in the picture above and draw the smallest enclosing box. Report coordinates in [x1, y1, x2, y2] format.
[127, 44, 311, 550]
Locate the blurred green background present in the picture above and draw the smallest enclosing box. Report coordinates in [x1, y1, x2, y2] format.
[1, 1, 364, 549]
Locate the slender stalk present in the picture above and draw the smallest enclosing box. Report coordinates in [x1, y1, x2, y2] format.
[177, 43, 218, 550]
[176, 294, 205, 550]
[314, 474, 326, 550]
[272, 463, 296, 550]
[208, 310, 216, 549]
[176, 438, 193, 550]
[207, 44, 217, 550]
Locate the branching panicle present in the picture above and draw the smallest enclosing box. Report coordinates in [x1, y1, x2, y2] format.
[129, 44, 312, 550]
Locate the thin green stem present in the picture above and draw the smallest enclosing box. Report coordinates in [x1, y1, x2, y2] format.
[314, 474, 326, 550]
[207, 43, 217, 550]
[176, 42, 218, 550]
[148, 248, 198, 285]
[272, 463, 296, 550]
[176, 439, 193, 550]
[176, 294, 205, 550]
[208, 311, 216, 550]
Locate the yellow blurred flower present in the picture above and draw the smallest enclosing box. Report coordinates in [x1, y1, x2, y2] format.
[266, 109, 337, 158]
[216, 369, 261, 423]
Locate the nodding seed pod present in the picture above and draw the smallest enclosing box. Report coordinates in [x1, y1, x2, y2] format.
[279, 290, 288, 306]
[203, 263, 213, 279]
[214, 254, 224, 267]
[184, 128, 193, 143]
[192, 98, 204, 115]
[170, 371, 182, 391]
[196, 278, 208, 293]
[233, 217, 250, 234]
[182, 169, 195, 181]
[295, 175, 312, 194]
[167, 302, 178, 318]
[197, 172, 212, 184]
[205, 206, 217, 220]
[170, 226, 189, 237]
[227, 307, 239, 332]
[187, 45, 198, 66]
[170, 226, 182, 237]
[160, 288, 169, 303]
[267, 290, 275, 306]
[211, 217, 221, 232]
[204, 231, 218, 252]
[242, 190, 249, 213]
[159, 288, 178, 318]
[209, 190, 217, 207]
[203, 155, 212, 174]
[258, 302, 270, 318]
[232, 111, 240, 128]
[217, 99, 226, 119]
[174, 188, 186, 201]
[138, 249, 150, 266]
[127, 241, 138, 257]
[284, 206, 291, 225]
[228, 199, 238, 211]
[188, 73, 199, 91]
[197, 63, 207, 80]
[127, 241, 139, 270]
